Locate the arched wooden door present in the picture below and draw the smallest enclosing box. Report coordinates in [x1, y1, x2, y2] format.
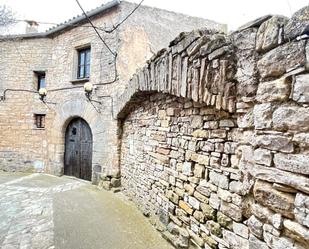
[64, 118, 93, 181]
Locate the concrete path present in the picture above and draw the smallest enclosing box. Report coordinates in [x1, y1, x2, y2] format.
[0, 172, 174, 249]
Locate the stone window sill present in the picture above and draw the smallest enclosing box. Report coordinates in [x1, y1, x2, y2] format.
[33, 128, 45, 130]
[70, 78, 89, 84]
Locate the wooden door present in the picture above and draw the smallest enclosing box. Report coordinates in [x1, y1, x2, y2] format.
[64, 118, 93, 181]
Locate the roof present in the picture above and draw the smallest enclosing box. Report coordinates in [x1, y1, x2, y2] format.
[1, 0, 121, 39]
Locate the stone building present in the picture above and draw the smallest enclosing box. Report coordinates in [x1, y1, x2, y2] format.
[0, 0, 224, 178]
[1, 0, 309, 248]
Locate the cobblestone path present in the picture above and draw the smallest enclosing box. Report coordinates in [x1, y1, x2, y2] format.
[0, 172, 173, 249]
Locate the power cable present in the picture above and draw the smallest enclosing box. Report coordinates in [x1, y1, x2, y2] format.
[1, 0, 146, 103]
[104, 0, 145, 33]
[75, 0, 116, 56]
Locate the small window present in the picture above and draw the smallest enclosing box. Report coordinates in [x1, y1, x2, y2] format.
[77, 47, 91, 79]
[34, 114, 46, 129]
[34, 72, 46, 90]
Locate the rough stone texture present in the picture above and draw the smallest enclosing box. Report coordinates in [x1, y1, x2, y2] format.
[1, 3, 309, 249]
[253, 180, 295, 219]
[256, 15, 288, 53]
[292, 74, 309, 104]
[294, 193, 309, 228]
[257, 40, 306, 79]
[272, 105, 309, 131]
[0, 1, 224, 178]
[256, 77, 291, 103]
[274, 153, 309, 175]
[285, 6, 309, 41]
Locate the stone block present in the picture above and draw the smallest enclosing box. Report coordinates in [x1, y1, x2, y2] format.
[253, 103, 273, 129]
[271, 214, 283, 230]
[188, 196, 200, 210]
[229, 181, 243, 195]
[257, 40, 306, 79]
[206, 220, 222, 237]
[217, 188, 232, 202]
[293, 133, 309, 147]
[253, 148, 272, 166]
[184, 183, 195, 195]
[179, 200, 193, 215]
[201, 203, 216, 220]
[256, 15, 288, 52]
[167, 190, 179, 204]
[247, 215, 264, 239]
[221, 154, 230, 167]
[200, 141, 215, 152]
[256, 77, 291, 103]
[294, 193, 309, 228]
[272, 105, 309, 132]
[202, 234, 218, 249]
[192, 129, 209, 138]
[192, 115, 204, 129]
[233, 222, 249, 239]
[250, 134, 294, 153]
[209, 193, 220, 210]
[272, 183, 297, 194]
[222, 229, 249, 249]
[219, 119, 235, 128]
[183, 161, 194, 176]
[263, 232, 298, 249]
[248, 234, 269, 249]
[197, 154, 210, 166]
[193, 164, 205, 178]
[274, 153, 309, 175]
[237, 110, 254, 129]
[253, 180, 295, 219]
[217, 212, 233, 230]
[249, 164, 309, 194]
[196, 184, 212, 198]
[220, 201, 242, 222]
[193, 210, 205, 223]
[292, 74, 309, 103]
[187, 229, 205, 247]
[209, 171, 229, 189]
[283, 219, 309, 243]
[209, 156, 220, 168]
[194, 191, 209, 203]
[285, 6, 309, 41]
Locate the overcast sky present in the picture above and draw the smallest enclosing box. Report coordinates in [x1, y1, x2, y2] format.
[1, 0, 308, 33]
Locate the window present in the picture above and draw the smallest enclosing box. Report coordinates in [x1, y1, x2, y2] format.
[34, 114, 46, 129]
[34, 71, 46, 90]
[77, 47, 91, 79]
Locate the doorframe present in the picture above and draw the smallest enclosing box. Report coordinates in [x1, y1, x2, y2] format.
[63, 117, 93, 180]
[50, 98, 120, 183]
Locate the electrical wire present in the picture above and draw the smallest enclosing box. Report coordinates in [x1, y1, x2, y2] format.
[104, 0, 145, 33]
[1, 89, 38, 101]
[76, 0, 116, 57]
[1, 0, 145, 103]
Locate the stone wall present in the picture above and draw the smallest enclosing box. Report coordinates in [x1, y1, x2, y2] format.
[116, 6, 309, 249]
[0, 1, 223, 177]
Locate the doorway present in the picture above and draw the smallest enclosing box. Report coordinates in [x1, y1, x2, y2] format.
[64, 118, 93, 181]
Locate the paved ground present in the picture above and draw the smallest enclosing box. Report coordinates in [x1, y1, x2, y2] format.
[0, 172, 174, 249]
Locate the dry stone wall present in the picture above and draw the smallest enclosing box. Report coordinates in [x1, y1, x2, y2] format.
[116, 6, 309, 249]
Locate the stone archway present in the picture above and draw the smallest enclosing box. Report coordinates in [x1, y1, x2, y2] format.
[48, 97, 117, 182]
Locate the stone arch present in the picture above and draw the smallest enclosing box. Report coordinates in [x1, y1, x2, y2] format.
[114, 30, 237, 120]
[49, 97, 107, 181]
